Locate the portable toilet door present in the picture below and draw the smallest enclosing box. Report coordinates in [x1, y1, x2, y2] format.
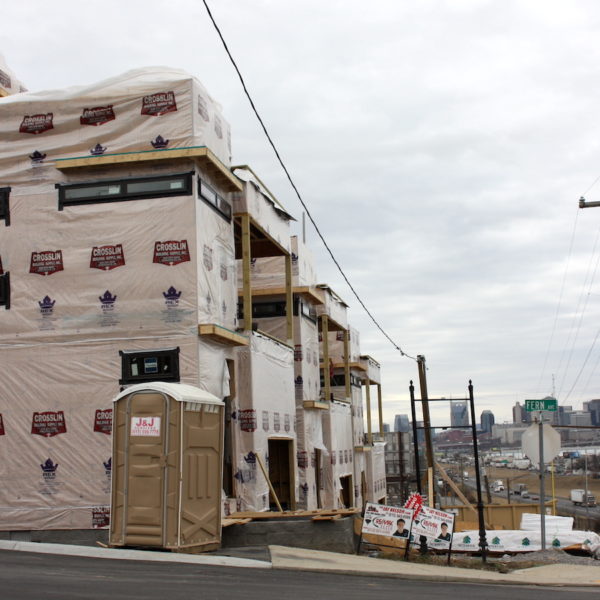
[110, 382, 224, 551]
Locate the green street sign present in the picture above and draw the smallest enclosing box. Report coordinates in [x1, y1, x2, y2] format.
[525, 398, 557, 412]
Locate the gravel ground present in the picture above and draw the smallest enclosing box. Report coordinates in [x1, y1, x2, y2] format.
[491, 548, 599, 566]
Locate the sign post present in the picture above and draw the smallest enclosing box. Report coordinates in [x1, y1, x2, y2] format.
[524, 397, 558, 551]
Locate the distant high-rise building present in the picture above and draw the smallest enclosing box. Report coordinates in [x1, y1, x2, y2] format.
[394, 414, 410, 433]
[512, 402, 531, 424]
[480, 410, 495, 433]
[587, 399, 600, 426]
[383, 423, 390, 433]
[450, 400, 469, 427]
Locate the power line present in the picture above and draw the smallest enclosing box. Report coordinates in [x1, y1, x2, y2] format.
[535, 206, 580, 395]
[201, 0, 415, 361]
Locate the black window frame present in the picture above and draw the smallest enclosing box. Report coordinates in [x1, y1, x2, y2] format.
[119, 347, 180, 386]
[295, 297, 317, 323]
[0, 187, 10, 226]
[198, 177, 232, 222]
[0, 272, 10, 310]
[57, 172, 193, 211]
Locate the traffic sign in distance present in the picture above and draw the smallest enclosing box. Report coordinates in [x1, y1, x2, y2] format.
[525, 397, 557, 412]
[521, 423, 561, 467]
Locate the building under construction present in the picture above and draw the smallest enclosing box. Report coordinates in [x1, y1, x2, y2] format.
[0, 59, 387, 536]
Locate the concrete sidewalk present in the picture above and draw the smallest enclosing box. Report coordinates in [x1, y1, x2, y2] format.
[269, 545, 600, 587]
[1, 539, 599, 587]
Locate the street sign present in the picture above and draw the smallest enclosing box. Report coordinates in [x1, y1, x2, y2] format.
[525, 398, 557, 412]
[521, 423, 561, 467]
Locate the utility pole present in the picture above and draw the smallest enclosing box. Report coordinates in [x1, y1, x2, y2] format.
[417, 355, 436, 505]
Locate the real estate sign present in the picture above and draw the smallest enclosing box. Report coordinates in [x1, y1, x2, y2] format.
[411, 506, 455, 549]
[362, 502, 414, 539]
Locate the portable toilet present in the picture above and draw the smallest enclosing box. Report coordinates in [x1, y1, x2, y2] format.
[109, 382, 224, 552]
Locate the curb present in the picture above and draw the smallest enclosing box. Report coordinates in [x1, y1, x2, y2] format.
[0, 540, 271, 570]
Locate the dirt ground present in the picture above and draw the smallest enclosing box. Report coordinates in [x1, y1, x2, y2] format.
[468, 466, 600, 500]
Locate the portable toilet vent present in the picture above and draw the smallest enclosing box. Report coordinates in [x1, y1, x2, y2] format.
[109, 382, 224, 552]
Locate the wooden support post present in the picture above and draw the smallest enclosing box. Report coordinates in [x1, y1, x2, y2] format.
[285, 253, 293, 346]
[255, 452, 283, 512]
[377, 383, 383, 441]
[365, 376, 372, 445]
[321, 315, 330, 402]
[343, 329, 351, 402]
[427, 467, 434, 505]
[241, 214, 252, 332]
[435, 460, 490, 528]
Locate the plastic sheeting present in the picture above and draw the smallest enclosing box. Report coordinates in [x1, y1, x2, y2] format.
[520, 513, 574, 532]
[321, 402, 354, 509]
[195, 199, 237, 331]
[366, 442, 387, 503]
[231, 167, 292, 253]
[1, 176, 200, 344]
[0, 54, 27, 97]
[0, 335, 200, 530]
[451, 529, 600, 553]
[232, 331, 296, 511]
[0, 66, 232, 186]
[291, 236, 317, 287]
[327, 326, 360, 365]
[316, 285, 348, 329]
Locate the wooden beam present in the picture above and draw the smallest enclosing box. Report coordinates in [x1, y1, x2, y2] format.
[198, 324, 248, 346]
[321, 315, 330, 403]
[434, 459, 490, 527]
[241, 214, 252, 332]
[343, 329, 351, 402]
[365, 376, 372, 445]
[237, 286, 324, 305]
[255, 452, 283, 512]
[229, 508, 359, 519]
[377, 383, 384, 440]
[285, 253, 293, 346]
[303, 400, 330, 410]
[54, 146, 243, 192]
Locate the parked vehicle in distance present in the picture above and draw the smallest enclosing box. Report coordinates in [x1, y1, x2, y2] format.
[570, 489, 597, 507]
[493, 480, 505, 492]
[514, 483, 528, 496]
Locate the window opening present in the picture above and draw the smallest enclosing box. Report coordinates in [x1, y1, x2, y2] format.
[57, 173, 193, 210]
[119, 347, 180, 386]
[0, 187, 10, 226]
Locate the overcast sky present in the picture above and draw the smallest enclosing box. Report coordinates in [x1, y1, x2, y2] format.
[4, 0, 600, 426]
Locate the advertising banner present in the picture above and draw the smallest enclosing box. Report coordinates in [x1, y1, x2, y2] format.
[412, 505, 455, 548]
[362, 502, 414, 539]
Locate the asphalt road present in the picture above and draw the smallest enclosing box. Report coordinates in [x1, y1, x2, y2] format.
[0, 550, 598, 600]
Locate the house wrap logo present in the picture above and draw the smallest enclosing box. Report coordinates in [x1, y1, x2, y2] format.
[80, 105, 115, 126]
[40, 458, 58, 479]
[99, 290, 117, 312]
[141, 91, 177, 116]
[20, 113, 54, 134]
[197, 94, 209, 121]
[31, 411, 67, 437]
[203, 245, 213, 271]
[153, 240, 190, 266]
[38, 295, 55, 316]
[90, 245, 125, 270]
[163, 286, 182, 308]
[93, 408, 112, 434]
[92, 506, 110, 529]
[30, 250, 64, 276]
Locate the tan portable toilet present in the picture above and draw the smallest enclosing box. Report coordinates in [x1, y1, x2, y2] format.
[109, 382, 224, 552]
